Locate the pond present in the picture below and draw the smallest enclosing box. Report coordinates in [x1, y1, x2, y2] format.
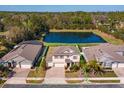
[43, 32, 106, 43]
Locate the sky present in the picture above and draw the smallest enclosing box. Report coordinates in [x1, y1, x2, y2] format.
[0, 5, 124, 12]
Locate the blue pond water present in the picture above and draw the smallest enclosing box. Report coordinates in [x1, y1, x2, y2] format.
[43, 32, 106, 43]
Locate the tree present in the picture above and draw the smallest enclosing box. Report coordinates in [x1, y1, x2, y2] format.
[87, 60, 104, 76]
[81, 60, 104, 77]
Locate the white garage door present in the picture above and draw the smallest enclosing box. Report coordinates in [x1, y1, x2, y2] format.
[118, 63, 124, 68]
[54, 63, 65, 67]
[16, 64, 31, 68]
[48, 63, 53, 67]
[21, 65, 31, 68]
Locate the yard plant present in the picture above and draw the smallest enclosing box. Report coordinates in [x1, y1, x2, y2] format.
[0, 64, 12, 78]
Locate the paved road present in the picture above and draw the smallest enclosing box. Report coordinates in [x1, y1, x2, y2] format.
[2, 84, 124, 88]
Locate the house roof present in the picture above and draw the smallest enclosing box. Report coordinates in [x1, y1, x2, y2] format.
[0, 59, 3, 63]
[46, 46, 80, 62]
[82, 43, 124, 63]
[2, 41, 42, 62]
[53, 46, 79, 56]
[18, 40, 42, 46]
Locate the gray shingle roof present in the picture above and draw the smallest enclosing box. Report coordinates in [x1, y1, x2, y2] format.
[2, 41, 42, 62]
[53, 46, 79, 56]
[82, 43, 124, 63]
[46, 46, 80, 62]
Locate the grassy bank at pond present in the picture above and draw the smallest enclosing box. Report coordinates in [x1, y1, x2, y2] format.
[44, 42, 100, 47]
[50, 29, 124, 45]
[92, 30, 124, 45]
[50, 29, 97, 32]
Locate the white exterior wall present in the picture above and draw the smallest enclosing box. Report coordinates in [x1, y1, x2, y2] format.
[118, 63, 124, 68]
[52, 56, 65, 63]
[47, 55, 80, 67]
[112, 62, 124, 68]
[54, 63, 65, 67]
[116, 51, 124, 56]
[47, 62, 53, 67]
[52, 55, 80, 63]
[16, 64, 31, 68]
[8, 56, 32, 68]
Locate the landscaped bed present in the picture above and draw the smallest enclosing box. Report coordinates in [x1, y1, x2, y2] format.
[0, 80, 6, 87]
[87, 71, 117, 77]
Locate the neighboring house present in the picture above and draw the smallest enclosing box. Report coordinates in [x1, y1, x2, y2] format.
[46, 46, 80, 67]
[1, 41, 43, 69]
[82, 43, 124, 68]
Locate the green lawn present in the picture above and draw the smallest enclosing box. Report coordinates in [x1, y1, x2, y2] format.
[65, 70, 83, 83]
[0, 80, 6, 87]
[44, 42, 100, 47]
[27, 67, 46, 78]
[27, 57, 46, 83]
[26, 80, 44, 84]
[92, 30, 124, 45]
[90, 80, 120, 83]
[66, 80, 83, 83]
[65, 70, 82, 78]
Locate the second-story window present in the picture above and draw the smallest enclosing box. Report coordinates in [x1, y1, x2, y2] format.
[73, 56, 77, 59]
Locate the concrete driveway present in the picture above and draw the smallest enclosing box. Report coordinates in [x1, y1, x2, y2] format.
[113, 68, 124, 77]
[43, 67, 66, 84]
[5, 68, 30, 84]
[45, 67, 65, 78]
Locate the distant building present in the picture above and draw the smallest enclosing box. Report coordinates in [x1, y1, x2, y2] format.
[82, 43, 124, 68]
[1, 41, 43, 69]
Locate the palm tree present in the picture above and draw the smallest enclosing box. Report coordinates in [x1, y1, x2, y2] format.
[88, 60, 104, 76]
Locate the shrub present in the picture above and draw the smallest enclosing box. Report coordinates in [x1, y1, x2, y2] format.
[80, 55, 86, 68]
[70, 64, 80, 72]
[0, 64, 11, 77]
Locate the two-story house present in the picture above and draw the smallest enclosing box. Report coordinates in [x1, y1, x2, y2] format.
[46, 46, 80, 68]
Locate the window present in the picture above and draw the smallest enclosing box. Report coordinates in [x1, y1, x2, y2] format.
[60, 55, 64, 59]
[73, 56, 77, 59]
[54, 56, 59, 59]
[66, 55, 69, 58]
